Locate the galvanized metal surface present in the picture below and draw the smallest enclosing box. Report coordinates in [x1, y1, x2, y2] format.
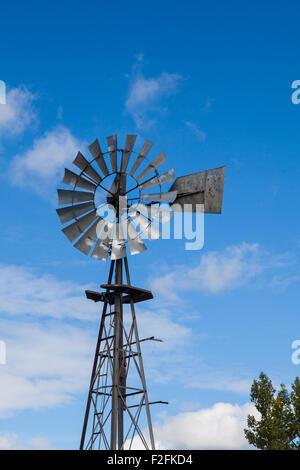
[88, 138, 109, 177]
[136, 151, 167, 182]
[134, 203, 173, 223]
[122, 218, 147, 255]
[129, 210, 161, 240]
[57, 135, 226, 264]
[129, 139, 153, 176]
[73, 151, 102, 184]
[111, 222, 126, 260]
[57, 189, 94, 205]
[106, 135, 118, 173]
[99, 283, 153, 304]
[62, 210, 99, 243]
[91, 221, 113, 261]
[56, 201, 95, 224]
[63, 168, 97, 192]
[74, 218, 101, 255]
[140, 190, 177, 203]
[170, 166, 226, 213]
[121, 134, 136, 173]
[139, 168, 174, 190]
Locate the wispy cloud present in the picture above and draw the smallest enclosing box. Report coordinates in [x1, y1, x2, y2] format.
[150, 243, 262, 300]
[201, 97, 215, 112]
[183, 120, 206, 142]
[185, 370, 252, 394]
[125, 58, 183, 129]
[9, 126, 84, 195]
[0, 85, 37, 137]
[0, 263, 196, 417]
[150, 242, 300, 300]
[0, 264, 97, 321]
[0, 433, 51, 450]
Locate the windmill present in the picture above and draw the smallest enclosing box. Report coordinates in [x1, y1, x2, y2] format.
[56, 134, 226, 450]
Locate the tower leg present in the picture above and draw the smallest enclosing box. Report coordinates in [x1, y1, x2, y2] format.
[124, 257, 155, 450]
[111, 258, 124, 449]
[80, 260, 115, 450]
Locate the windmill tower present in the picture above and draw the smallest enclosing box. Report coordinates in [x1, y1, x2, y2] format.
[56, 134, 226, 450]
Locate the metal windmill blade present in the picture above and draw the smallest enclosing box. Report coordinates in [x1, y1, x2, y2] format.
[134, 203, 173, 224]
[107, 134, 118, 172]
[63, 168, 97, 192]
[62, 210, 100, 243]
[57, 189, 94, 205]
[74, 218, 103, 255]
[140, 191, 178, 203]
[121, 134, 136, 173]
[56, 202, 95, 224]
[129, 207, 161, 241]
[91, 221, 113, 261]
[169, 166, 226, 213]
[129, 139, 153, 176]
[136, 152, 167, 182]
[88, 138, 109, 177]
[122, 218, 147, 255]
[111, 221, 127, 260]
[139, 168, 175, 190]
[108, 173, 127, 197]
[73, 151, 102, 184]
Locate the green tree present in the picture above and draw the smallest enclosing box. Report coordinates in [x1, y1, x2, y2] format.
[244, 372, 300, 449]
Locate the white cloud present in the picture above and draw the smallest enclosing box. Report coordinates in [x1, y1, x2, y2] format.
[152, 402, 257, 449]
[0, 264, 98, 321]
[0, 85, 37, 137]
[190, 243, 262, 292]
[150, 243, 263, 299]
[0, 318, 94, 415]
[125, 64, 183, 128]
[0, 433, 51, 450]
[9, 126, 83, 193]
[130, 308, 191, 350]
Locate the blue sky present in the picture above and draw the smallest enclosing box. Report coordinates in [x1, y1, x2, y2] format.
[0, 0, 300, 449]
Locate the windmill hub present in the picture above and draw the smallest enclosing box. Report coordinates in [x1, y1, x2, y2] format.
[106, 192, 119, 207]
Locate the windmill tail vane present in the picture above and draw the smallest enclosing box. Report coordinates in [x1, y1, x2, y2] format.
[56, 133, 226, 450]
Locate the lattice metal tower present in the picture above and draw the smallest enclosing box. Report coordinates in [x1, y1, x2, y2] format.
[56, 134, 225, 450]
